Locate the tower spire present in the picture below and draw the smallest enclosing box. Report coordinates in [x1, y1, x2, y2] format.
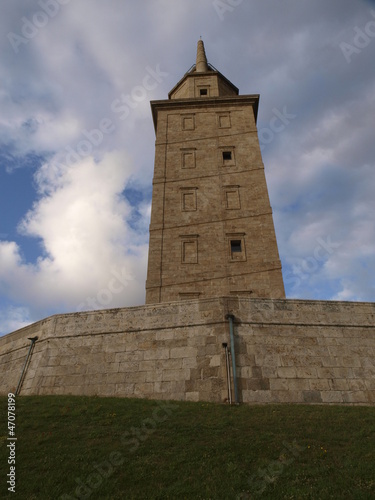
[196, 39, 209, 72]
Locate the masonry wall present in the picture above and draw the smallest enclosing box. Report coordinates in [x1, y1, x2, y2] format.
[0, 297, 374, 405]
[146, 98, 285, 303]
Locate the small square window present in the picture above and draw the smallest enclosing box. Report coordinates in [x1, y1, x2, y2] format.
[200, 88, 208, 96]
[219, 147, 235, 167]
[231, 240, 242, 253]
[227, 234, 246, 262]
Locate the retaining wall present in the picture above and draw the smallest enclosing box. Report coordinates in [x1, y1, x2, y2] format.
[0, 297, 374, 404]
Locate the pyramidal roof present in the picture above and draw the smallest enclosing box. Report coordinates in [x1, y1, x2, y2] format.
[168, 39, 239, 98]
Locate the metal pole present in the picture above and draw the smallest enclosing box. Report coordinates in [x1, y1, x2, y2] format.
[15, 337, 38, 396]
[225, 314, 239, 404]
[222, 343, 232, 405]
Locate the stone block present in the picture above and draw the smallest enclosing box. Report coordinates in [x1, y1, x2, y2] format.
[178, 355, 196, 368]
[342, 391, 368, 404]
[158, 358, 183, 370]
[139, 360, 156, 371]
[209, 355, 221, 367]
[274, 391, 303, 403]
[288, 379, 311, 391]
[328, 378, 349, 391]
[162, 368, 190, 382]
[295, 367, 317, 379]
[145, 370, 163, 383]
[144, 349, 170, 361]
[170, 346, 197, 358]
[321, 357, 341, 367]
[309, 379, 330, 391]
[134, 383, 154, 396]
[242, 390, 273, 403]
[270, 378, 289, 391]
[247, 378, 270, 390]
[119, 361, 139, 372]
[154, 381, 172, 393]
[202, 344, 218, 356]
[187, 336, 206, 347]
[115, 383, 135, 397]
[115, 351, 144, 362]
[155, 330, 175, 341]
[185, 391, 199, 402]
[261, 366, 278, 378]
[119, 372, 147, 384]
[302, 390, 322, 403]
[47, 357, 60, 367]
[365, 379, 375, 390]
[277, 367, 296, 378]
[320, 391, 343, 403]
[347, 379, 367, 391]
[107, 373, 128, 385]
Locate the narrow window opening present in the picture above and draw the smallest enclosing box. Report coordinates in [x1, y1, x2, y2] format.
[200, 88, 208, 96]
[231, 240, 242, 253]
[223, 151, 232, 161]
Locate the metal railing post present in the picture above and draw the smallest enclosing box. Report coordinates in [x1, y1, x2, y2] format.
[15, 336, 38, 396]
[225, 314, 239, 404]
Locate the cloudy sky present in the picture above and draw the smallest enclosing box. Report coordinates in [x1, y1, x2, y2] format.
[0, 0, 374, 335]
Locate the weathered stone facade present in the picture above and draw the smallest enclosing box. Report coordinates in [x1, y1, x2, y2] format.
[145, 40, 285, 303]
[1, 297, 374, 404]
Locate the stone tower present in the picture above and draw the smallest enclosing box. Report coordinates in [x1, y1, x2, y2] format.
[145, 40, 285, 303]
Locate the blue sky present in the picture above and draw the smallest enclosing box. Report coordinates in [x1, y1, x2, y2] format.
[1, 0, 375, 335]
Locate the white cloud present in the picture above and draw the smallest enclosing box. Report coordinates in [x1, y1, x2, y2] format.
[0, 151, 148, 325]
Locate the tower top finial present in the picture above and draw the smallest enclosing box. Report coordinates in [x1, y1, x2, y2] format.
[196, 39, 209, 72]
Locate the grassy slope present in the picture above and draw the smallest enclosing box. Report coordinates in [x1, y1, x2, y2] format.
[1, 396, 375, 499]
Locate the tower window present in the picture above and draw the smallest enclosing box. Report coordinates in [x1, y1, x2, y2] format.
[219, 147, 235, 167]
[227, 233, 246, 262]
[231, 240, 242, 253]
[200, 88, 208, 96]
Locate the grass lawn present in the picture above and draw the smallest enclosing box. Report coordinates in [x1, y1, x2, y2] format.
[1, 395, 375, 499]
